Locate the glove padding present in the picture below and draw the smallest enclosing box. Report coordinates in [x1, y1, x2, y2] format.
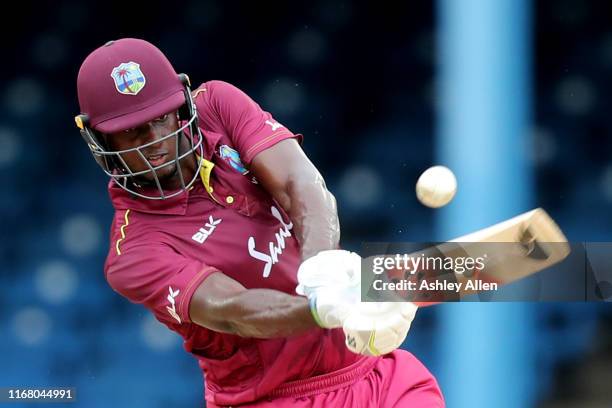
[296, 249, 361, 297]
[296, 250, 418, 356]
[342, 301, 418, 356]
[296, 250, 361, 328]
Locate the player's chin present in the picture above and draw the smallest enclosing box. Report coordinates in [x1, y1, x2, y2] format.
[135, 163, 177, 185]
[156, 162, 177, 178]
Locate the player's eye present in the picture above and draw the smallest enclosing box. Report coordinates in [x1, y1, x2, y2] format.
[154, 114, 169, 123]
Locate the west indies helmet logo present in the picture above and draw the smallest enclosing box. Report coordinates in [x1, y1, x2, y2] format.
[110, 62, 146, 95]
[219, 145, 248, 175]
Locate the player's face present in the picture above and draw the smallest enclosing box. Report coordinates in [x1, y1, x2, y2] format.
[105, 112, 193, 188]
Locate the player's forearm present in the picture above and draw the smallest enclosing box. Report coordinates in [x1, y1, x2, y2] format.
[191, 272, 319, 338]
[219, 289, 318, 338]
[287, 173, 341, 260]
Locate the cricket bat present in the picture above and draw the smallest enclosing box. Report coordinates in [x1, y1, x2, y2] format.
[419, 208, 570, 305]
[365, 208, 570, 305]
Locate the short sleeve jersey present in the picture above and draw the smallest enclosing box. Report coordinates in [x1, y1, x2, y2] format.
[104, 81, 363, 406]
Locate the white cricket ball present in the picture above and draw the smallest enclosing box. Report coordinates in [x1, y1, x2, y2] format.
[415, 165, 457, 208]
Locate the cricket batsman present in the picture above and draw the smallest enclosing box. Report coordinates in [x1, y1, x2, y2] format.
[74, 38, 444, 407]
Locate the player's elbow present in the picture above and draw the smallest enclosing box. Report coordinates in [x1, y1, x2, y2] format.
[288, 171, 334, 204]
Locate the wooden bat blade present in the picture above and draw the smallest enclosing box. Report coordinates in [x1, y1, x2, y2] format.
[412, 208, 570, 306]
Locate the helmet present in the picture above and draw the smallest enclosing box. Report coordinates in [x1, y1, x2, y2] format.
[75, 38, 203, 200]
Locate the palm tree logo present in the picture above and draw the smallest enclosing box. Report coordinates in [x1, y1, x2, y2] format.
[220, 145, 248, 175]
[111, 62, 146, 95]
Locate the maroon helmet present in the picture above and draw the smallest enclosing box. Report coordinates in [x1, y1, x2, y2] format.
[75, 38, 203, 199]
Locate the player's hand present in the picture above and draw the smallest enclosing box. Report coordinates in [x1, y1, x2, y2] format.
[296, 250, 417, 355]
[342, 301, 418, 356]
[296, 249, 361, 328]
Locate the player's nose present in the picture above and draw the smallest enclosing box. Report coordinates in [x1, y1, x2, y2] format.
[141, 122, 166, 146]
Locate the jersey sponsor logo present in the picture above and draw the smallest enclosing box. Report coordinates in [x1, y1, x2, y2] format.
[192, 216, 222, 244]
[219, 145, 248, 175]
[265, 120, 284, 131]
[166, 286, 181, 323]
[248, 206, 293, 278]
[110, 62, 146, 95]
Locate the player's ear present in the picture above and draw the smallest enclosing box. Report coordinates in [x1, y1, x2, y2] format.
[98, 133, 126, 172]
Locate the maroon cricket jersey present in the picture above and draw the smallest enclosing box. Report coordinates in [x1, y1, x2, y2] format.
[104, 81, 363, 406]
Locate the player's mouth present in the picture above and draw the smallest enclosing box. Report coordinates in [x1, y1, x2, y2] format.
[146, 153, 168, 167]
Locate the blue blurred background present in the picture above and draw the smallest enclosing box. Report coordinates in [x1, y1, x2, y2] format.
[1, 0, 611, 407]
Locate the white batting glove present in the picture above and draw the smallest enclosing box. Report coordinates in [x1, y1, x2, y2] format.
[342, 301, 418, 356]
[297, 250, 418, 356]
[296, 250, 362, 328]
